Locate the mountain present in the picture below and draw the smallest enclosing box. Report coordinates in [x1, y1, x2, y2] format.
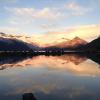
[0, 37, 38, 51]
[45, 37, 87, 50]
[0, 54, 87, 70]
[0, 54, 100, 76]
[57, 37, 87, 48]
[83, 36, 100, 51]
[0, 32, 99, 52]
[0, 33, 88, 48]
[0, 32, 39, 46]
[0, 32, 40, 51]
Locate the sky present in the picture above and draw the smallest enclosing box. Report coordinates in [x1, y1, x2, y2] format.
[0, 0, 100, 41]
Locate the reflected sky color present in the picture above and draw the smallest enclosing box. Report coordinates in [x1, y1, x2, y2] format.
[0, 55, 100, 76]
[0, 54, 100, 100]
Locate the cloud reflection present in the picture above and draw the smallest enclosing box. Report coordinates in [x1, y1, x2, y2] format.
[0, 54, 100, 100]
[0, 54, 100, 76]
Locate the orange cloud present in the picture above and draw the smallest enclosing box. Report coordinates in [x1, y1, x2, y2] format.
[0, 24, 99, 46]
[28, 24, 100, 46]
[43, 24, 100, 41]
[14, 24, 100, 46]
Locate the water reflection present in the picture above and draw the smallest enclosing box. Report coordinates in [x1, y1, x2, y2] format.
[0, 53, 100, 100]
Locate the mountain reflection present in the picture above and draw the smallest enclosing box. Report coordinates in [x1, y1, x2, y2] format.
[0, 53, 100, 100]
[0, 54, 32, 70]
[0, 53, 100, 76]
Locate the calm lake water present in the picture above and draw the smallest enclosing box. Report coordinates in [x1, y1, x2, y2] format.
[0, 54, 100, 100]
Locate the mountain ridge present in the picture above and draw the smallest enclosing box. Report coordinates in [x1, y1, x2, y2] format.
[0, 32, 99, 52]
[0, 36, 39, 51]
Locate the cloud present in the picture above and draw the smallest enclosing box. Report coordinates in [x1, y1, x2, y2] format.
[4, 7, 63, 31]
[2, 24, 99, 46]
[4, 2, 93, 34]
[66, 2, 81, 11]
[2, 1, 99, 39]
[65, 1, 92, 15]
[31, 24, 100, 46]
[13, 24, 99, 47]
[44, 24, 100, 42]
[39, 23, 59, 30]
[6, 7, 61, 21]
[33, 8, 61, 19]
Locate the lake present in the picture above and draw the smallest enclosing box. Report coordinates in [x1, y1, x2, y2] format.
[0, 54, 100, 100]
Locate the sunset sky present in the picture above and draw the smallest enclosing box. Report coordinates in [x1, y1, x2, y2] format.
[0, 0, 100, 41]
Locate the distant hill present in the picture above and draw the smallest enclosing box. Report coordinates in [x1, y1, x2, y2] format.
[55, 37, 87, 48]
[0, 37, 38, 51]
[44, 36, 100, 52]
[0, 32, 39, 47]
[44, 37, 88, 50]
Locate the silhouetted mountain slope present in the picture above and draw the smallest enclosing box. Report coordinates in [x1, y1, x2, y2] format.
[0, 37, 38, 51]
[84, 37, 100, 51]
[0, 32, 39, 47]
